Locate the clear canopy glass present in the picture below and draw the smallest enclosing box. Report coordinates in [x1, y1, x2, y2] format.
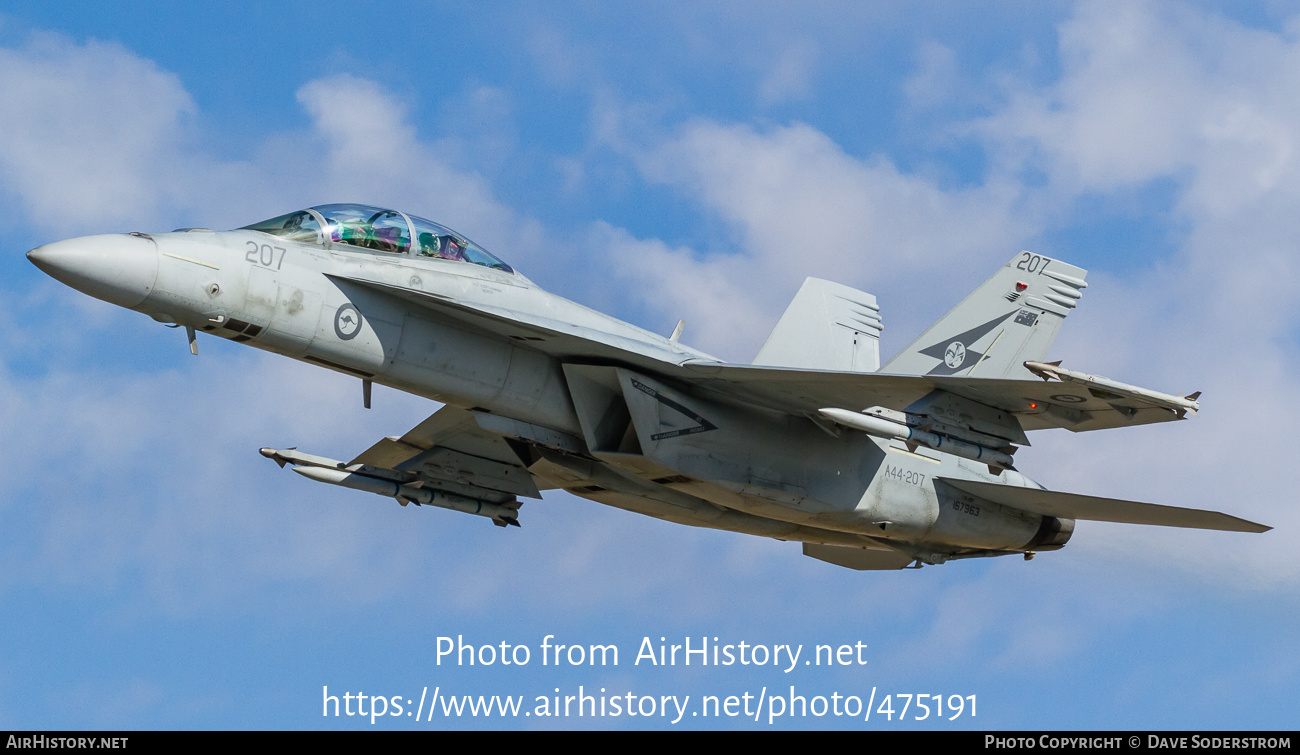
[239, 209, 322, 245]
[407, 214, 513, 272]
[239, 203, 514, 274]
[317, 204, 411, 254]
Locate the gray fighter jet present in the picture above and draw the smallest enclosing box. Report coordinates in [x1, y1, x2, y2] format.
[27, 203, 1268, 570]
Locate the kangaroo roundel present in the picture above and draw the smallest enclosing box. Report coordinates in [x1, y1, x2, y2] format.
[334, 303, 362, 340]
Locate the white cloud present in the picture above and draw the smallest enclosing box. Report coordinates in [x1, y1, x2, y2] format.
[295, 74, 547, 269]
[0, 33, 197, 234]
[978, 0, 1300, 214]
[0, 34, 543, 265]
[592, 118, 1035, 359]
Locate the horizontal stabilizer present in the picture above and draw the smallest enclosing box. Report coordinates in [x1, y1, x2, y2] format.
[802, 543, 917, 570]
[939, 478, 1269, 533]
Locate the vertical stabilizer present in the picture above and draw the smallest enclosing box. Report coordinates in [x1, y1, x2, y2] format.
[882, 252, 1087, 380]
[753, 278, 882, 372]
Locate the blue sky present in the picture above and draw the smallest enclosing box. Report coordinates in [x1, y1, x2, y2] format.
[1, 0, 1298, 730]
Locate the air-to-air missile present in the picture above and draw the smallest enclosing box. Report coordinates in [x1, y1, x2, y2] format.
[818, 407, 1016, 471]
[258, 448, 521, 527]
[1022, 361, 1201, 417]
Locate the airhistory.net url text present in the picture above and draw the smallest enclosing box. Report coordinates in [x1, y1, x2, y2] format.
[322, 685, 976, 725]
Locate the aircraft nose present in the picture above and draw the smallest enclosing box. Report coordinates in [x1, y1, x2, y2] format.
[27, 233, 159, 309]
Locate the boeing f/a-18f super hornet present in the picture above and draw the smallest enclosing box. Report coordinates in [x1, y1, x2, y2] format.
[27, 203, 1268, 570]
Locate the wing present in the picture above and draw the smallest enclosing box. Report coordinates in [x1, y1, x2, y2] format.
[334, 272, 1195, 439]
[261, 404, 580, 527]
[939, 478, 1269, 533]
[678, 362, 1195, 436]
[349, 404, 550, 501]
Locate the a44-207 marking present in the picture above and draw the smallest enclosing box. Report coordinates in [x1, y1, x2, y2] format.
[883, 465, 925, 487]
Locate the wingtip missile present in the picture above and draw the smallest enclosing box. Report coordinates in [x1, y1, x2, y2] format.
[1023, 361, 1202, 416]
[1023, 360, 1065, 381]
[258, 447, 287, 468]
[1025, 359, 1062, 381]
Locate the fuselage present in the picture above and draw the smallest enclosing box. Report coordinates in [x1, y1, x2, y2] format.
[27, 205, 1073, 564]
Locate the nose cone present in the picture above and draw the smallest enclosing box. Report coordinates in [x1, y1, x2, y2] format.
[28, 234, 159, 309]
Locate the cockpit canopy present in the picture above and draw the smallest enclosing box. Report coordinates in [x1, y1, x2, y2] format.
[239, 203, 514, 274]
